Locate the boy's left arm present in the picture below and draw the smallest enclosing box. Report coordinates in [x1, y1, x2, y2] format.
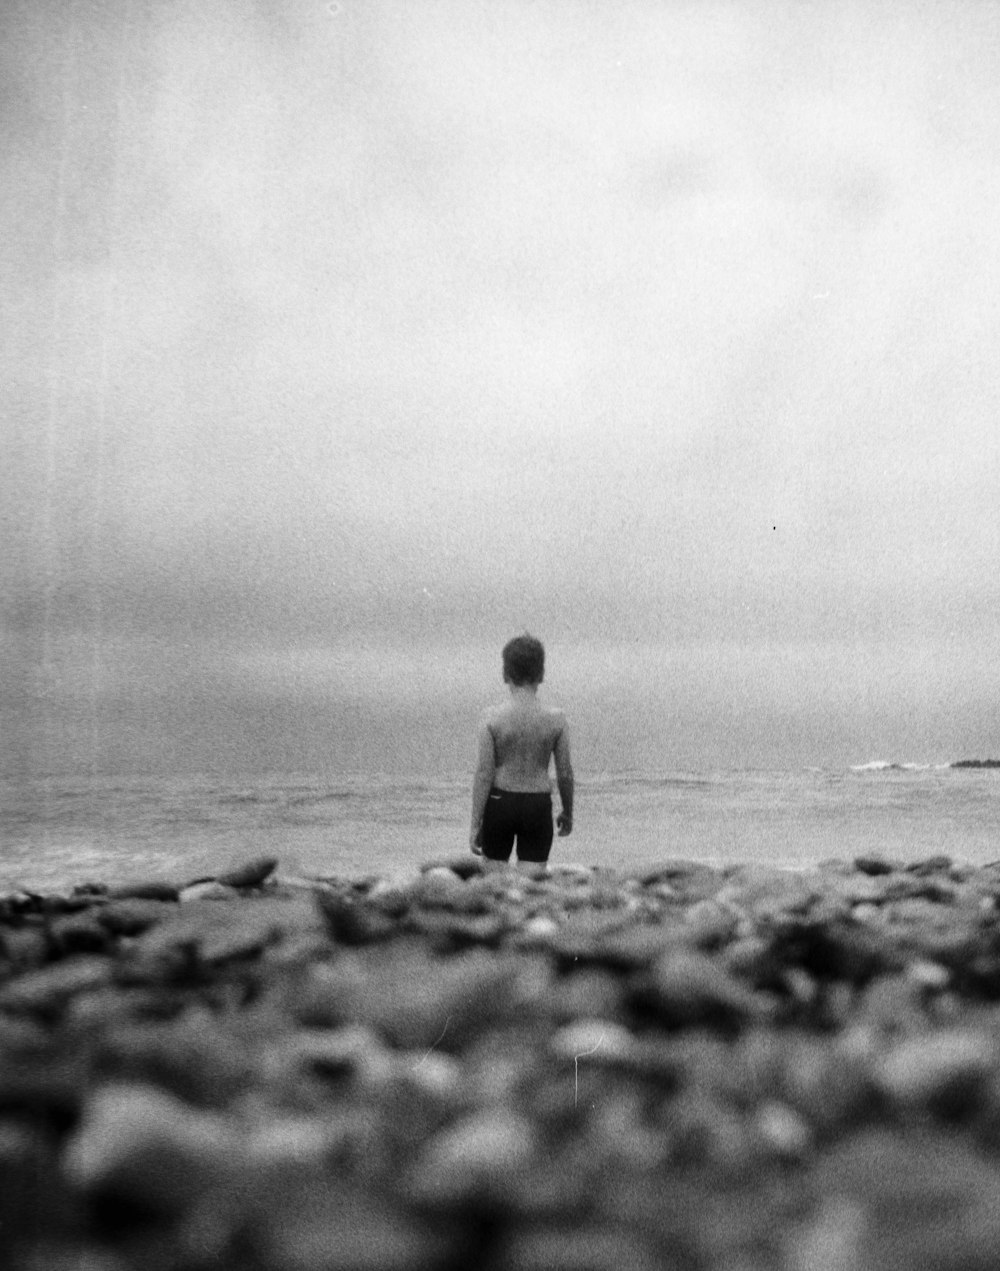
[469, 718, 496, 853]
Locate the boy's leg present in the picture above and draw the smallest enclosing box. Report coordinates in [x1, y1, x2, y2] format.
[479, 789, 516, 862]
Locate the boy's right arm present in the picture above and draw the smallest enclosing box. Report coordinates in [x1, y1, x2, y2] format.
[554, 718, 574, 836]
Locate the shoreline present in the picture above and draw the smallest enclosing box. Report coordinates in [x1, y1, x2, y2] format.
[5, 851, 1000, 1268]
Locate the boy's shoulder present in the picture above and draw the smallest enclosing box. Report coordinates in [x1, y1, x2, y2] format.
[481, 699, 567, 728]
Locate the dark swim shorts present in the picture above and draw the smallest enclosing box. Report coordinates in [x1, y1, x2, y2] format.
[480, 787, 554, 863]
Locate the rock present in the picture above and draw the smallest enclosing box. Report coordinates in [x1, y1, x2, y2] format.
[488, 1223, 665, 1271]
[407, 1108, 538, 1208]
[261, 1024, 380, 1082]
[877, 1030, 997, 1115]
[638, 861, 723, 901]
[315, 892, 397, 945]
[0, 923, 51, 969]
[908, 855, 953, 877]
[0, 956, 114, 1015]
[0, 1116, 81, 1247]
[178, 880, 240, 903]
[415, 868, 467, 909]
[756, 1100, 811, 1158]
[99, 1005, 257, 1107]
[855, 855, 898, 876]
[813, 1127, 1000, 1271]
[94, 898, 176, 937]
[420, 854, 486, 880]
[128, 895, 323, 969]
[216, 856, 279, 889]
[642, 949, 772, 1028]
[64, 1083, 233, 1214]
[683, 899, 739, 949]
[550, 1019, 634, 1064]
[242, 1175, 462, 1271]
[47, 914, 111, 957]
[107, 880, 180, 902]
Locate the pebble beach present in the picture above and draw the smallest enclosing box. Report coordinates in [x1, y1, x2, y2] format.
[5, 850, 1000, 1270]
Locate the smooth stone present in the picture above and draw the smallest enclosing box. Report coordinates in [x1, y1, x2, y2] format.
[420, 854, 486, 880]
[179, 880, 240, 903]
[488, 1223, 665, 1271]
[315, 892, 398, 945]
[877, 1030, 997, 1112]
[415, 868, 467, 908]
[64, 1083, 233, 1212]
[243, 1176, 459, 1271]
[47, 914, 111, 956]
[408, 1109, 538, 1206]
[550, 1019, 633, 1062]
[0, 924, 49, 969]
[645, 949, 772, 1027]
[216, 856, 279, 889]
[131, 895, 323, 967]
[0, 957, 114, 1014]
[95, 898, 177, 936]
[683, 899, 739, 948]
[756, 1100, 811, 1158]
[854, 855, 899, 876]
[107, 880, 181, 902]
[262, 1024, 379, 1080]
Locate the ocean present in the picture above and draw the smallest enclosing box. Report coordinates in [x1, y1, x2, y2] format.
[3, 765, 1000, 893]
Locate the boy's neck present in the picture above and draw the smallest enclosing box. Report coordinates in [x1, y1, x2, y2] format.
[508, 683, 539, 698]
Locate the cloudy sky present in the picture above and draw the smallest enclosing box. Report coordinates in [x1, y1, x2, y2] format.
[4, 0, 1000, 778]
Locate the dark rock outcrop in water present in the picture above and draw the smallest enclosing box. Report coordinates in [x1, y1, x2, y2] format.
[5, 852, 1000, 1268]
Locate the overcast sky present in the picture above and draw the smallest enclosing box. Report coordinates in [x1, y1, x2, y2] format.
[5, 0, 1000, 777]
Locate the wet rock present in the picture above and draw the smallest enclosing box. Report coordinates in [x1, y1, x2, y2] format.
[64, 1083, 233, 1215]
[216, 855, 279, 889]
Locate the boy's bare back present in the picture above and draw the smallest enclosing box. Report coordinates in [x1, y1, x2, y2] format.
[485, 695, 570, 793]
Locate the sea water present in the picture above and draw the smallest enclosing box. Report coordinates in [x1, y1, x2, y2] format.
[3, 765, 1000, 892]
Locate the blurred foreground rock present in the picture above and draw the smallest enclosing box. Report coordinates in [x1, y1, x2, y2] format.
[4, 853, 1000, 1268]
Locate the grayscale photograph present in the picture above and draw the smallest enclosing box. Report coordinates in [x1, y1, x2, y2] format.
[4, 1, 1000, 1267]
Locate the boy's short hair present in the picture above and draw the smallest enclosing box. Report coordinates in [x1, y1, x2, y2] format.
[503, 634, 545, 686]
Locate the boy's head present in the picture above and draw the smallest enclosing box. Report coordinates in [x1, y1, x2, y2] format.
[502, 634, 545, 686]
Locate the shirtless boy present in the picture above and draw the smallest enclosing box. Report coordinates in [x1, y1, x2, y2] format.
[469, 634, 574, 864]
